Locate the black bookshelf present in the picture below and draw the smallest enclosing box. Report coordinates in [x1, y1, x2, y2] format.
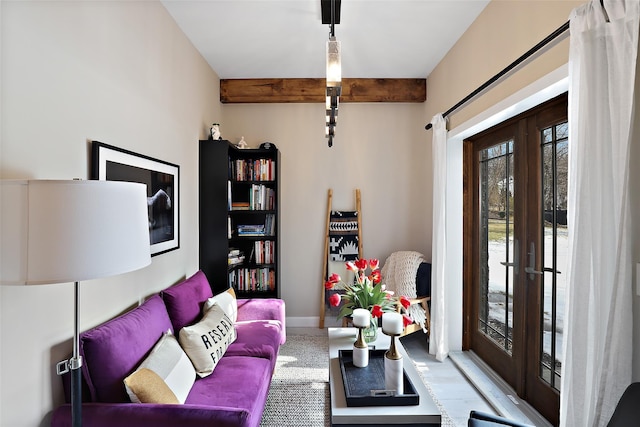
[199, 140, 280, 297]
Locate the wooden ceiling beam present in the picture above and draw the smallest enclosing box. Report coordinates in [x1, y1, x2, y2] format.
[220, 78, 426, 103]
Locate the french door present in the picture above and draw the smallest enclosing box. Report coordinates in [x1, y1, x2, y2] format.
[463, 93, 567, 426]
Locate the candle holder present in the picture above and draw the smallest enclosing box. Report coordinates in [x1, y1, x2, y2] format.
[355, 326, 368, 349]
[385, 332, 402, 361]
[352, 326, 369, 367]
[382, 325, 404, 395]
[351, 308, 371, 368]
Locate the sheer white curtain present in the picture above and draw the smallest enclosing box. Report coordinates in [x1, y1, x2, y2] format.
[560, 1, 639, 426]
[429, 114, 449, 361]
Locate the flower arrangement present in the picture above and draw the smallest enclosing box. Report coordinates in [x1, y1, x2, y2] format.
[324, 258, 413, 329]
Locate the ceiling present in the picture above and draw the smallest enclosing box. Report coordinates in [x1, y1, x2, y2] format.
[161, 0, 490, 80]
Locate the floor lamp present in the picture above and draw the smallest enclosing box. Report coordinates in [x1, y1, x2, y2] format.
[0, 180, 152, 427]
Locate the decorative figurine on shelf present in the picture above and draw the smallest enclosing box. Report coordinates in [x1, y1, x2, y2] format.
[210, 123, 221, 140]
[235, 136, 249, 149]
[259, 142, 277, 150]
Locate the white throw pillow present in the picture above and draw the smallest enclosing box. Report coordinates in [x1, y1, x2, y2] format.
[179, 303, 237, 378]
[203, 288, 238, 322]
[124, 331, 195, 404]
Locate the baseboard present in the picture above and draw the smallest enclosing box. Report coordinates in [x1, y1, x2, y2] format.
[286, 316, 346, 328]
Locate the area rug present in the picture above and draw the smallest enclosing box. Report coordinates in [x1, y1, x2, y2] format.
[261, 333, 330, 427]
[260, 332, 455, 427]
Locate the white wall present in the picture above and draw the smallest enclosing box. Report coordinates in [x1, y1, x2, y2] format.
[221, 102, 432, 322]
[0, 2, 220, 425]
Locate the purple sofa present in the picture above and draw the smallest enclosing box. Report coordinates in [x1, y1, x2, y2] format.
[51, 270, 286, 427]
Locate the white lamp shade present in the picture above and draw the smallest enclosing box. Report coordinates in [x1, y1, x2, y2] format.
[1, 180, 151, 285]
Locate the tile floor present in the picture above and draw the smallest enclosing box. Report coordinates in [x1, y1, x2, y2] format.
[293, 327, 552, 427]
[400, 332, 552, 427]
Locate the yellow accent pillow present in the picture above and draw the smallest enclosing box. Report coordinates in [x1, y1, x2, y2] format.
[123, 332, 195, 404]
[124, 368, 179, 404]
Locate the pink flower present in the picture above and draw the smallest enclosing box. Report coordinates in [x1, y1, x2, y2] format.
[399, 296, 411, 310]
[329, 293, 341, 307]
[369, 259, 380, 271]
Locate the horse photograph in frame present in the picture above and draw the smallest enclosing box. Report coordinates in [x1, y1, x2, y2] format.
[92, 141, 180, 256]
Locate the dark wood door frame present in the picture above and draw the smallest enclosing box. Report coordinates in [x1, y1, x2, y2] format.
[462, 93, 567, 426]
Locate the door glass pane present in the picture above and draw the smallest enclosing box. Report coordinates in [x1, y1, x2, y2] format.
[540, 121, 568, 391]
[478, 140, 514, 354]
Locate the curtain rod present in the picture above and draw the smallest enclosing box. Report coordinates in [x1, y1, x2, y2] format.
[425, 20, 570, 130]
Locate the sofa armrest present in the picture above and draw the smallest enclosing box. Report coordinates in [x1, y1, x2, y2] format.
[236, 298, 286, 344]
[51, 403, 251, 427]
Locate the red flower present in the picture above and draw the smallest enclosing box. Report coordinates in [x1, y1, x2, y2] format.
[329, 293, 341, 307]
[346, 261, 357, 272]
[369, 259, 380, 271]
[355, 259, 368, 271]
[399, 296, 411, 310]
[402, 314, 413, 328]
[370, 270, 381, 284]
[328, 273, 341, 283]
[324, 280, 335, 290]
[371, 305, 383, 318]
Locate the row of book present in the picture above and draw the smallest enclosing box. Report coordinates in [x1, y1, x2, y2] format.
[234, 214, 276, 237]
[229, 267, 276, 292]
[230, 158, 276, 182]
[236, 224, 265, 236]
[252, 240, 275, 264]
[229, 184, 275, 211]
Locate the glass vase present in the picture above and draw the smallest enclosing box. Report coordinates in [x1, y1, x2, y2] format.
[363, 321, 378, 343]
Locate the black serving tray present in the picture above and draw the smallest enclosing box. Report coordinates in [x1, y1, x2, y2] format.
[338, 349, 420, 407]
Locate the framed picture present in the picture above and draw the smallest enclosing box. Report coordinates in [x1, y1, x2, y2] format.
[92, 141, 180, 256]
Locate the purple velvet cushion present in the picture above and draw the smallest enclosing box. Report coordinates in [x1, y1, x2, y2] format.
[161, 270, 213, 332]
[186, 356, 272, 427]
[80, 295, 173, 403]
[236, 298, 286, 344]
[226, 320, 282, 371]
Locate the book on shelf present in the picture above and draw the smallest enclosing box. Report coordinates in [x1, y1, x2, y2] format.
[228, 255, 245, 266]
[228, 248, 244, 265]
[253, 240, 275, 264]
[229, 267, 275, 292]
[248, 184, 275, 211]
[230, 158, 277, 182]
[264, 214, 276, 236]
[231, 201, 250, 211]
[237, 224, 266, 236]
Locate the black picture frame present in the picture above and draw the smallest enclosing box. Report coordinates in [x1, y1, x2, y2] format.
[92, 141, 180, 257]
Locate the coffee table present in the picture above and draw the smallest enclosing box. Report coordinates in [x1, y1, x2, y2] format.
[328, 327, 442, 427]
